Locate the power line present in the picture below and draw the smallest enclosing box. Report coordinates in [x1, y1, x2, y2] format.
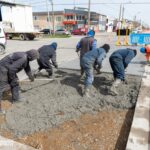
[28, 2, 150, 5]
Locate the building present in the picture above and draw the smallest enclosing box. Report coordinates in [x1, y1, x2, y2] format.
[33, 11, 64, 31]
[99, 14, 107, 31]
[33, 7, 107, 32]
[63, 8, 100, 31]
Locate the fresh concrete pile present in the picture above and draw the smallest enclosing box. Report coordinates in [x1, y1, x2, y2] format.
[2, 70, 141, 137]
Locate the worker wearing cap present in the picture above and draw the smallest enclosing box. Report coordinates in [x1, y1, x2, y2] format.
[140, 45, 150, 62]
[35, 42, 58, 78]
[109, 48, 137, 95]
[76, 30, 97, 79]
[81, 44, 110, 97]
[0, 49, 39, 113]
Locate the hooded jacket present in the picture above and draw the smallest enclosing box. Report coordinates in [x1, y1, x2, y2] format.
[76, 37, 97, 57]
[110, 48, 135, 68]
[81, 48, 106, 68]
[38, 43, 58, 68]
[0, 51, 38, 80]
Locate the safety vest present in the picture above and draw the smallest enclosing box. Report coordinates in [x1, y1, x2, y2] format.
[145, 45, 150, 53]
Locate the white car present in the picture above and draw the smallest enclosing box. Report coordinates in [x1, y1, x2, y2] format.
[0, 26, 6, 54]
[55, 29, 70, 35]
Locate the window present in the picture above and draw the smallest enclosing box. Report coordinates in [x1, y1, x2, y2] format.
[66, 16, 73, 20]
[56, 16, 62, 22]
[79, 16, 82, 20]
[47, 17, 51, 22]
[70, 16, 73, 20]
[33, 16, 38, 20]
[77, 15, 82, 21]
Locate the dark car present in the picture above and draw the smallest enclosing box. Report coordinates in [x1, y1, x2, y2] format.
[71, 28, 87, 35]
[40, 29, 53, 34]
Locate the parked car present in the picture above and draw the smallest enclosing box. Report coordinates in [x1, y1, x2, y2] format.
[71, 28, 87, 35]
[40, 29, 54, 34]
[0, 26, 6, 55]
[132, 28, 142, 34]
[55, 29, 70, 35]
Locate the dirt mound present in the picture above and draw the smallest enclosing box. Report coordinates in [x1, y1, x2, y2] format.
[2, 70, 141, 137]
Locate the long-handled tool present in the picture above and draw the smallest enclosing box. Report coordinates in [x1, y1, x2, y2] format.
[20, 78, 54, 82]
[20, 78, 54, 93]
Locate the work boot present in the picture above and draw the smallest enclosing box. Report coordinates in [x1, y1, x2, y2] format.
[113, 78, 122, 87]
[12, 96, 25, 103]
[80, 75, 85, 81]
[48, 74, 54, 79]
[110, 85, 118, 96]
[96, 68, 101, 74]
[109, 79, 121, 96]
[83, 87, 90, 98]
[34, 69, 40, 78]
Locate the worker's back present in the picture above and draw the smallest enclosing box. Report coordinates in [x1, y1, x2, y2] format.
[79, 37, 95, 56]
[81, 48, 105, 67]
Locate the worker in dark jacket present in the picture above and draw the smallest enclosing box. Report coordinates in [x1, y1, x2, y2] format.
[76, 30, 97, 79]
[35, 42, 58, 78]
[81, 44, 110, 97]
[0, 49, 39, 113]
[109, 48, 137, 95]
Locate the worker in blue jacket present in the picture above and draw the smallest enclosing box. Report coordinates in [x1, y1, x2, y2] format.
[81, 44, 110, 97]
[76, 30, 97, 79]
[35, 42, 58, 78]
[109, 48, 137, 95]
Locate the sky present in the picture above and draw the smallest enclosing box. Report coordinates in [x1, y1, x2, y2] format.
[15, 0, 150, 27]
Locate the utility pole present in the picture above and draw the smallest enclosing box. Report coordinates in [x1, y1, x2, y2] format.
[121, 5, 125, 21]
[49, 0, 55, 35]
[88, 0, 91, 30]
[121, 5, 125, 29]
[118, 4, 122, 21]
[51, 1, 55, 35]
[46, 0, 51, 33]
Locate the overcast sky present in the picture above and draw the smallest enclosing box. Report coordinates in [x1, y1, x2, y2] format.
[15, 0, 150, 26]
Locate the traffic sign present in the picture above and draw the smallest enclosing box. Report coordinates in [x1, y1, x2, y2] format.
[130, 33, 150, 45]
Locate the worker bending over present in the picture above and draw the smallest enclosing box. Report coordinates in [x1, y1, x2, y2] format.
[81, 44, 110, 97]
[35, 42, 58, 78]
[140, 45, 150, 63]
[76, 30, 97, 79]
[109, 48, 137, 95]
[0, 49, 39, 113]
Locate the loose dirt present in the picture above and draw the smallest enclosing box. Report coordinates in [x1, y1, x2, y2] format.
[18, 110, 134, 150]
[0, 69, 141, 149]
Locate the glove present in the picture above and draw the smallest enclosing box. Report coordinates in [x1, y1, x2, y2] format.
[55, 64, 58, 69]
[29, 76, 34, 82]
[76, 48, 80, 52]
[123, 79, 128, 84]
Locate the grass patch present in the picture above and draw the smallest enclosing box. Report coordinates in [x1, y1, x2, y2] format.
[41, 34, 71, 38]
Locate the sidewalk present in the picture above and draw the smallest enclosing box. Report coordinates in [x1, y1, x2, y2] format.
[126, 65, 150, 150]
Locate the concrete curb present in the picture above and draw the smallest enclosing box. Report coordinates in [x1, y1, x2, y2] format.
[0, 136, 37, 150]
[126, 65, 150, 150]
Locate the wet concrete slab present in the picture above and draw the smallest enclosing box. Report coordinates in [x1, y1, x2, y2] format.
[1, 70, 141, 137]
